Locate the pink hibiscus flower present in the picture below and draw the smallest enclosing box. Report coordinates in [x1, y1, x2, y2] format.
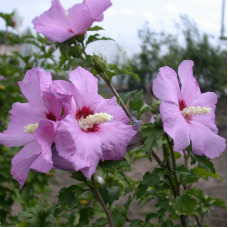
[52, 66, 137, 178]
[0, 68, 72, 185]
[152, 60, 226, 159]
[32, 0, 112, 43]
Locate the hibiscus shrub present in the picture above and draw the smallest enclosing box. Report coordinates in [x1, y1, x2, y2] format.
[0, 1, 226, 227]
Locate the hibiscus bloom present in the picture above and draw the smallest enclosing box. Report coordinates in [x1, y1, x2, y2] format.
[152, 60, 226, 159]
[52, 66, 137, 178]
[32, 0, 112, 43]
[0, 68, 72, 185]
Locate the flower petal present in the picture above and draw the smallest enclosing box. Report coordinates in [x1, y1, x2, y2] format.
[160, 102, 190, 151]
[30, 120, 55, 172]
[96, 121, 136, 160]
[69, 67, 102, 109]
[11, 141, 41, 185]
[42, 83, 73, 120]
[91, 96, 129, 124]
[190, 92, 218, 133]
[18, 68, 52, 113]
[84, 0, 112, 20]
[152, 66, 181, 105]
[68, 2, 93, 35]
[178, 60, 201, 105]
[189, 121, 226, 159]
[32, 0, 73, 42]
[0, 103, 43, 147]
[54, 115, 103, 177]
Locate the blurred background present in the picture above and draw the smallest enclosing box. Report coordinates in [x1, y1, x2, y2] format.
[0, 0, 227, 226]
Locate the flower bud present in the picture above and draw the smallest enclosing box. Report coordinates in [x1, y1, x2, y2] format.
[151, 98, 161, 114]
[91, 55, 107, 73]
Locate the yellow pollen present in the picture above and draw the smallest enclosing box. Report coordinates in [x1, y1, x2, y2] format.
[79, 113, 113, 131]
[80, 199, 88, 205]
[24, 123, 39, 134]
[182, 106, 212, 117]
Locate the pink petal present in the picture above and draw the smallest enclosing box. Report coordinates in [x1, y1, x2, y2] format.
[31, 120, 55, 172]
[0, 103, 43, 147]
[53, 80, 77, 115]
[68, 2, 93, 35]
[190, 92, 218, 133]
[42, 84, 72, 120]
[91, 96, 129, 124]
[152, 66, 181, 105]
[84, 0, 112, 20]
[69, 67, 102, 109]
[160, 102, 190, 151]
[54, 115, 103, 177]
[32, 0, 73, 42]
[11, 141, 41, 185]
[96, 121, 136, 160]
[178, 60, 201, 106]
[18, 68, 52, 113]
[189, 121, 226, 159]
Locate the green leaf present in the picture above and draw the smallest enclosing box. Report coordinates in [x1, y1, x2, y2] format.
[88, 26, 104, 31]
[111, 210, 126, 227]
[86, 33, 113, 46]
[189, 152, 215, 173]
[119, 90, 137, 104]
[129, 90, 144, 112]
[108, 188, 121, 204]
[92, 217, 108, 227]
[71, 172, 87, 182]
[78, 207, 94, 226]
[175, 194, 197, 215]
[191, 167, 221, 180]
[58, 185, 84, 207]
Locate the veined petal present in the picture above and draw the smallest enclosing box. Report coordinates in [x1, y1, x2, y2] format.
[153, 66, 181, 105]
[31, 120, 55, 172]
[190, 92, 218, 133]
[189, 121, 226, 159]
[96, 121, 136, 160]
[160, 102, 190, 151]
[0, 103, 43, 147]
[11, 141, 41, 185]
[91, 96, 129, 124]
[54, 115, 103, 176]
[18, 68, 52, 113]
[69, 67, 102, 109]
[68, 2, 93, 35]
[42, 84, 73, 120]
[178, 60, 201, 105]
[32, 0, 73, 42]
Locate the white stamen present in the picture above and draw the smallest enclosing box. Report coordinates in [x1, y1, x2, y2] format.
[24, 123, 39, 134]
[65, 11, 69, 19]
[182, 106, 212, 117]
[79, 113, 113, 131]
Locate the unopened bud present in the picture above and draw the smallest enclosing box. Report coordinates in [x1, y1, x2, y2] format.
[91, 55, 107, 73]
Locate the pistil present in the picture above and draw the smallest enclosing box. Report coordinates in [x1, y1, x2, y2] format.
[182, 106, 212, 117]
[24, 123, 39, 134]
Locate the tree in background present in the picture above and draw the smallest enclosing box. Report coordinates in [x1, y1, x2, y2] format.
[127, 15, 227, 98]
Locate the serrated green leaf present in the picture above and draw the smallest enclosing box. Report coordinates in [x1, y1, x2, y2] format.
[119, 90, 137, 104]
[111, 210, 126, 227]
[175, 194, 197, 215]
[78, 207, 94, 226]
[92, 217, 108, 227]
[108, 188, 120, 204]
[71, 172, 87, 182]
[129, 90, 144, 112]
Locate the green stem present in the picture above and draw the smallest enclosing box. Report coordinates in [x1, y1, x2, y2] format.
[91, 175, 114, 227]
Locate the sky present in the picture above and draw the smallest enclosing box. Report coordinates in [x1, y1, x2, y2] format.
[1, 0, 227, 61]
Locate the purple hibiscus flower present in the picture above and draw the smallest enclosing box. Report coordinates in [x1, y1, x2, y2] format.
[0, 68, 72, 185]
[32, 0, 112, 43]
[52, 66, 137, 178]
[152, 60, 226, 159]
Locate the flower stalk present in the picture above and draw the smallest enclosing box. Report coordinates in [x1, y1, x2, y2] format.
[91, 175, 114, 227]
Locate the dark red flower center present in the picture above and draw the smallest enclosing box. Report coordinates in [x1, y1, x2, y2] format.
[46, 112, 57, 121]
[75, 107, 99, 132]
[179, 100, 186, 111]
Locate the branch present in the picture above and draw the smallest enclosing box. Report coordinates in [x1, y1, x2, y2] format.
[91, 175, 114, 227]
